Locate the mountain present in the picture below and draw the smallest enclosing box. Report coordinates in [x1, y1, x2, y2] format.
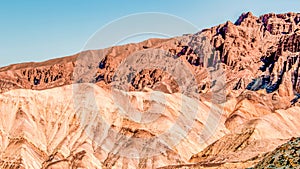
[0, 12, 299, 168]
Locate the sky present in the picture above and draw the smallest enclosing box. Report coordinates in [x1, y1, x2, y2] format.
[0, 0, 300, 67]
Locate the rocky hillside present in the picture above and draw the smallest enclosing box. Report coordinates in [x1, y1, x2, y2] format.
[252, 137, 300, 169]
[0, 12, 299, 168]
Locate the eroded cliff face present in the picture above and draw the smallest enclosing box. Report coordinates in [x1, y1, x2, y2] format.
[0, 12, 300, 169]
[1, 13, 299, 100]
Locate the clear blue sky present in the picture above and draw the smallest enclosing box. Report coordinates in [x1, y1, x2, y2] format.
[0, 0, 299, 67]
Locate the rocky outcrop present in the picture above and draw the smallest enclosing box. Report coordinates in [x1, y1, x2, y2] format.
[253, 137, 300, 169]
[0, 55, 76, 93]
[130, 69, 179, 94]
[260, 13, 300, 35]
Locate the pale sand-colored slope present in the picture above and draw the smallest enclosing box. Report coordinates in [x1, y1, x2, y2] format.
[190, 105, 300, 160]
[160, 105, 300, 168]
[0, 84, 228, 169]
[0, 84, 299, 168]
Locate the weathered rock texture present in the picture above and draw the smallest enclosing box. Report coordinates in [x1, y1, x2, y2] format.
[0, 12, 300, 169]
[253, 137, 300, 169]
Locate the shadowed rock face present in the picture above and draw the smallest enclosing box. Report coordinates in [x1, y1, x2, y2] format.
[0, 12, 299, 169]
